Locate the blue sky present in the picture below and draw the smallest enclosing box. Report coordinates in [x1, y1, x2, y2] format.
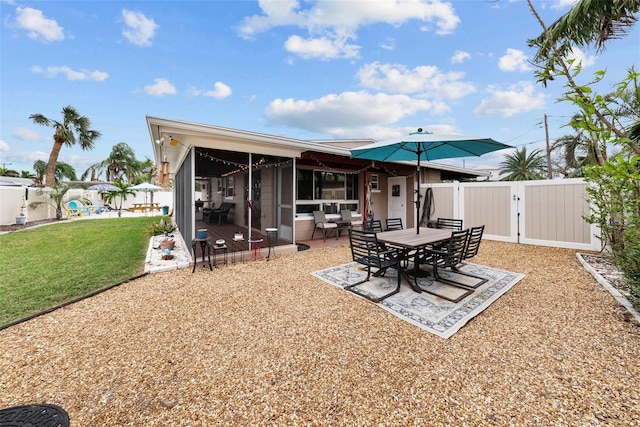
[1, 0, 638, 177]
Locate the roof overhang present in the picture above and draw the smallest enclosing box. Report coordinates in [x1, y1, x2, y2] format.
[146, 116, 490, 180]
[146, 116, 351, 175]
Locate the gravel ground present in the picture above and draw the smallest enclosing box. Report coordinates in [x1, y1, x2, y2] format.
[1, 241, 639, 426]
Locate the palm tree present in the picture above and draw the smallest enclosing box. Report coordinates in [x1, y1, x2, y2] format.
[527, 0, 640, 158]
[29, 184, 86, 220]
[136, 157, 156, 184]
[29, 105, 101, 187]
[81, 142, 141, 183]
[529, 0, 639, 73]
[551, 133, 602, 178]
[104, 180, 135, 217]
[499, 147, 547, 181]
[33, 159, 78, 186]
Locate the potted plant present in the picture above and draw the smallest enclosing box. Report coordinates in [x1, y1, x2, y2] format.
[147, 216, 178, 250]
[15, 204, 27, 225]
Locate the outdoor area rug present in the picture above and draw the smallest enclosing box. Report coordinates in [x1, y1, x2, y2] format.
[311, 262, 525, 339]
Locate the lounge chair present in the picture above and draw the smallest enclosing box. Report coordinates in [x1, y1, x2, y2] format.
[311, 210, 338, 241]
[62, 203, 79, 218]
[68, 200, 92, 216]
[90, 200, 104, 214]
[346, 228, 403, 302]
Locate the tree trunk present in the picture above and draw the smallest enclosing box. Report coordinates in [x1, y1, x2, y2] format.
[46, 133, 65, 187]
[56, 207, 62, 220]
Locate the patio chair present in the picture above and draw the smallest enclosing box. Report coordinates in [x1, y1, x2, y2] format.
[66, 201, 90, 217]
[63, 203, 79, 218]
[448, 225, 488, 286]
[210, 203, 233, 225]
[346, 228, 403, 302]
[311, 210, 338, 241]
[364, 219, 383, 233]
[436, 217, 463, 231]
[90, 200, 104, 214]
[385, 218, 403, 231]
[421, 229, 483, 298]
[340, 210, 363, 230]
[462, 225, 485, 263]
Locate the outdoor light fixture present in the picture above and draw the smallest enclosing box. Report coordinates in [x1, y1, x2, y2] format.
[155, 136, 166, 145]
[169, 137, 178, 146]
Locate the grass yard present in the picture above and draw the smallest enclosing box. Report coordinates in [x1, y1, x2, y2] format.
[0, 217, 158, 327]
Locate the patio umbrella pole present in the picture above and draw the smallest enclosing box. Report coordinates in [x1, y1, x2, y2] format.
[416, 161, 421, 234]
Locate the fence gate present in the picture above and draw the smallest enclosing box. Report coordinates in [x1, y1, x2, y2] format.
[421, 178, 600, 251]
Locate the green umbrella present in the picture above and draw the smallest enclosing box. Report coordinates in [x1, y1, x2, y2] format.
[351, 130, 512, 233]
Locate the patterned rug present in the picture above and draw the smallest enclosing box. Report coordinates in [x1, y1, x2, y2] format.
[311, 262, 525, 339]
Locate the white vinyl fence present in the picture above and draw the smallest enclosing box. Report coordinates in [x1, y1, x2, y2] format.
[0, 186, 174, 225]
[422, 178, 601, 251]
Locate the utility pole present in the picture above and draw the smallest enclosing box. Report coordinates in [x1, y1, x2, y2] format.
[544, 114, 552, 179]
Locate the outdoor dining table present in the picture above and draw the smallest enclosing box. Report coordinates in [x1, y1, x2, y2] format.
[376, 227, 452, 292]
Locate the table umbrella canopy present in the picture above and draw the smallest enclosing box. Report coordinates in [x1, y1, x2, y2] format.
[130, 182, 164, 191]
[88, 183, 119, 192]
[351, 131, 511, 163]
[351, 130, 512, 233]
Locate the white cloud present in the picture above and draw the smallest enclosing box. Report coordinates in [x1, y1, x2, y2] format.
[265, 91, 432, 134]
[190, 82, 232, 99]
[15, 7, 64, 42]
[121, 9, 157, 47]
[13, 128, 40, 141]
[551, 0, 578, 10]
[422, 123, 460, 134]
[284, 35, 360, 60]
[31, 65, 108, 81]
[473, 81, 547, 117]
[566, 47, 597, 68]
[238, 0, 460, 59]
[380, 37, 395, 51]
[0, 149, 49, 165]
[451, 50, 470, 64]
[143, 78, 177, 96]
[357, 62, 476, 100]
[498, 48, 531, 72]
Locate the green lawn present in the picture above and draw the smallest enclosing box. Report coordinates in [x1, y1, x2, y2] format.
[0, 217, 159, 327]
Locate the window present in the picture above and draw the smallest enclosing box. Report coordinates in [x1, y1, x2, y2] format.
[217, 178, 223, 193]
[296, 169, 359, 215]
[225, 176, 234, 197]
[370, 174, 379, 191]
[315, 171, 345, 199]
